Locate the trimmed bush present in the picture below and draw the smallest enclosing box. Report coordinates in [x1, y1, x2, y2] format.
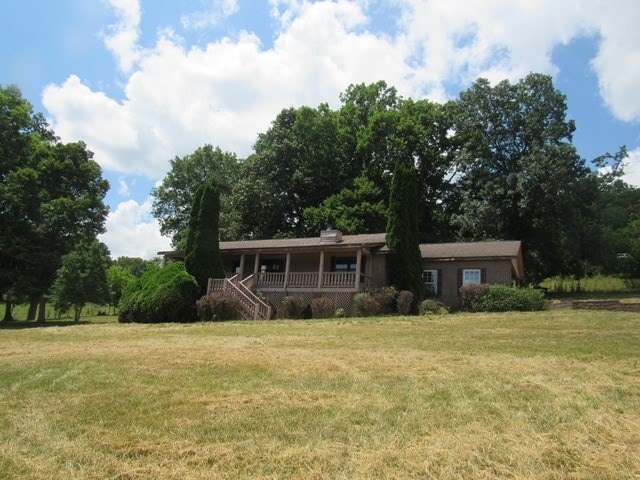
[461, 284, 546, 312]
[396, 290, 414, 315]
[196, 291, 243, 321]
[418, 298, 448, 315]
[460, 284, 491, 312]
[279, 295, 306, 319]
[352, 292, 381, 317]
[118, 262, 199, 323]
[311, 297, 335, 319]
[369, 286, 398, 314]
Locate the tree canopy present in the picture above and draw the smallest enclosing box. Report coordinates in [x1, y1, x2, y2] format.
[0, 85, 109, 320]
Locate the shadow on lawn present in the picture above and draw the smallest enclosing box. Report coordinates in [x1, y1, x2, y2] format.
[0, 319, 94, 329]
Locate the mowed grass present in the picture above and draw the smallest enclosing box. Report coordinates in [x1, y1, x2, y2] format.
[1, 311, 639, 479]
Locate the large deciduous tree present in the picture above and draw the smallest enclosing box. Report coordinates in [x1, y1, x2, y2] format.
[233, 105, 347, 239]
[151, 144, 239, 247]
[0, 86, 109, 321]
[50, 241, 111, 322]
[184, 183, 225, 295]
[449, 73, 599, 280]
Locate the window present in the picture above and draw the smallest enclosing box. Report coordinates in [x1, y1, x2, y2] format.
[331, 256, 365, 273]
[260, 259, 285, 273]
[422, 269, 438, 295]
[463, 269, 482, 285]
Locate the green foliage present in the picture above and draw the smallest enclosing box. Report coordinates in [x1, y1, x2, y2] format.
[461, 284, 546, 312]
[50, 241, 111, 323]
[459, 284, 491, 312]
[450, 73, 599, 281]
[106, 265, 135, 313]
[540, 275, 632, 293]
[0, 86, 108, 319]
[396, 290, 414, 315]
[278, 295, 306, 319]
[196, 292, 243, 321]
[310, 297, 335, 319]
[118, 262, 199, 323]
[112, 256, 160, 278]
[304, 174, 387, 234]
[386, 158, 427, 302]
[368, 286, 398, 314]
[184, 183, 225, 295]
[151, 144, 239, 247]
[418, 299, 449, 315]
[334, 308, 347, 318]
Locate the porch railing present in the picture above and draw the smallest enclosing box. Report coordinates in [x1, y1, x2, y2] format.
[255, 271, 369, 290]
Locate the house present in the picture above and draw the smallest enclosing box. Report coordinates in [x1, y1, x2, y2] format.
[159, 229, 524, 319]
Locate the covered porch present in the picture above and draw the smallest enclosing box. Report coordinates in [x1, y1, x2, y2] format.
[223, 248, 373, 293]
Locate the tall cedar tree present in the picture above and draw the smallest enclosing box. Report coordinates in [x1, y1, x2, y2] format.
[386, 158, 427, 303]
[184, 184, 225, 294]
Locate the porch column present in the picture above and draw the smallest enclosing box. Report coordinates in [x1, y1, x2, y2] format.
[355, 248, 362, 291]
[317, 250, 325, 288]
[284, 252, 291, 289]
[239, 254, 246, 280]
[253, 253, 261, 275]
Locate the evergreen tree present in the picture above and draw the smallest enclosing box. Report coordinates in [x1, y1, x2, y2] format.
[184, 183, 225, 294]
[386, 158, 427, 304]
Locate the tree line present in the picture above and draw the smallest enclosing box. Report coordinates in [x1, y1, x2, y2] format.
[152, 74, 638, 282]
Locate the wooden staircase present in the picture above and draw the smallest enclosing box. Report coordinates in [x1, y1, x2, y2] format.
[207, 274, 272, 320]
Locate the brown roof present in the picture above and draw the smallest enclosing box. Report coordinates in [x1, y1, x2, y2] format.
[418, 241, 522, 259]
[219, 232, 388, 253]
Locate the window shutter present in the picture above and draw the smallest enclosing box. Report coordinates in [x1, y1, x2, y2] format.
[481, 268, 487, 284]
[457, 268, 463, 295]
[437, 269, 443, 297]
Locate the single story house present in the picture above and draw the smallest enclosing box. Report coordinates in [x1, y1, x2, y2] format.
[160, 229, 524, 319]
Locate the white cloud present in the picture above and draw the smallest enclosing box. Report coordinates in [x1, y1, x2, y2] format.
[181, 0, 240, 30]
[622, 148, 640, 188]
[117, 178, 131, 196]
[103, 0, 142, 72]
[588, 0, 640, 121]
[42, 0, 640, 181]
[98, 198, 171, 259]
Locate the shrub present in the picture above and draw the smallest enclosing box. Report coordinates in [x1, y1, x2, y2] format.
[369, 286, 398, 314]
[196, 291, 243, 321]
[118, 262, 199, 323]
[334, 308, 346, 318]
[311, 297, 335, 318]
[352, 292, 381, 317]
[279, 295, 306, 319]
[396, 290, 414, 315]
[461, 284, 546, 312]
[460, 284, 490, 312]
[418, 298, 448, 315]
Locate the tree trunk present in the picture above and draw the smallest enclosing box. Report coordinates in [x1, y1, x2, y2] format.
[74, 305, 82, 323]
[27, 295, 39, 321]
[36, 296, 47, 324]
[3, 299, 12, 322]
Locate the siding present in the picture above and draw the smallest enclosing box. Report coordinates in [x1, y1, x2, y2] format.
[422, 259, 514, 308]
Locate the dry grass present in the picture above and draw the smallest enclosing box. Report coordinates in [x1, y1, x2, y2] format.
[1, 310, 639, 479]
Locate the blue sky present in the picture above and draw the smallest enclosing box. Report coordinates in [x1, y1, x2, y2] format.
[2, 0, 639, 258]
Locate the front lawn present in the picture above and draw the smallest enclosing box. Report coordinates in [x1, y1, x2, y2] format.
[1, 310, 638, 479]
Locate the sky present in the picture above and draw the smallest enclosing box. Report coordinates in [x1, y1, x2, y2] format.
[2, 0, 639, 259]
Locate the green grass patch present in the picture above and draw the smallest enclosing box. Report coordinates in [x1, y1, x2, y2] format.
[1, 310, 639, 479]
[540, 274, 639, 293]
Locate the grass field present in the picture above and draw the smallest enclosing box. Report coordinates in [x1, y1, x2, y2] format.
[1, 311, 639, 479]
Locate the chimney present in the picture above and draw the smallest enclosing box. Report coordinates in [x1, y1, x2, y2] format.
[320, 228, 343, 244]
